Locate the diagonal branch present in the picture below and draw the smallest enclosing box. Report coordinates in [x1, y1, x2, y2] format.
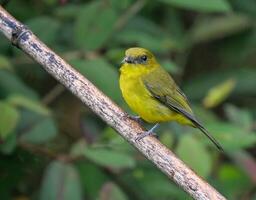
[0, 6, 226, 200]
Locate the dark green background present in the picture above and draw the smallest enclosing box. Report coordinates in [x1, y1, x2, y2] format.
[0, 0, 256, 199]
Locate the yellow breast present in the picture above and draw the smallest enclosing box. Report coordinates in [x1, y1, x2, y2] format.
[119, 65, 180, 123]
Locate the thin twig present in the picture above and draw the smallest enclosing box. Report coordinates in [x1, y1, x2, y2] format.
[19, 142, 83, 162]
[42, 84, 65, 105]
[114, 0, 146, 31]
[19, 142, 58, 159]
[0, 6, 226, 200]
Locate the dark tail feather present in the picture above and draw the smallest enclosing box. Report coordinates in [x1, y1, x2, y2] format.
[193, 120, 224, 152]
[156, 98, 224, 151]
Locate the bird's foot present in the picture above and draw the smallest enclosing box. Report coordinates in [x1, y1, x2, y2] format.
[135, 123, 159, 141]
[128, 115, 143, 124]
[135, 130, 158, 141]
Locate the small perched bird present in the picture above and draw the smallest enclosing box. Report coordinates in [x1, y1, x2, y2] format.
[119, 47, 223, 151]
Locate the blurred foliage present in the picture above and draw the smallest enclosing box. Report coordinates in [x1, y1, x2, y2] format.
[0, 0, 256, 199]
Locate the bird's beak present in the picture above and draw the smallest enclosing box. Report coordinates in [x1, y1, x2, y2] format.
[121, 56, 134, 64]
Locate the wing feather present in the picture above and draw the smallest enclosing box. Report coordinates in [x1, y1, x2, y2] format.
[142, 67, 223, 151]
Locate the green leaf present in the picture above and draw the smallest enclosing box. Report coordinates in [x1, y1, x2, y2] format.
[119, 30, 177, 52]
[0, 34, 10, 53]
[224, 104, 253, 129]
[207, 122, 256, 150]
[101, 127, 119, 141]
[110, 0, 132, 11]
[0, 70, 38, 99]
[116, 17, 177, 52]
[160, 60, 180, 74]
[70, 58, 122, 103]
[218, 164, 251, 199]
[43, 0, 57, 6]
[231, 0, 256, 18]
[97, 128, 133, 153]
[7, 94, 50, 116]
[202, 78, 236, 108]
[86, 149, 135, 169]
[83, 147, 135, 169]
[135, 169, 188, 199]
[76, 163, 108, 199]
[115, 16, 185, 51]
[74, 1, 117, 50]
[176, 134, 212, 177]
[99, 182, 128, 200]
[105, 48, 126, 64]
[159, 0, 231, 12]
[218, 28, 256, 66]
[55, 5, 81, 19]
[184, 68, 256, 100]
[0, 102, 19, 140]
[164, 7, 185, 39]
[20, 117, 57, 144]
[0, 132, 17, 154]
[26, 17, 61, 45]
[189, 15, 251, 45]
[0, 56, 12, 71]
[40, 161, 82, 200]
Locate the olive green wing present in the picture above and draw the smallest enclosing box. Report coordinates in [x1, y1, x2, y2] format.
[142, 67, 194, 118]
[142, 68, 223, 151]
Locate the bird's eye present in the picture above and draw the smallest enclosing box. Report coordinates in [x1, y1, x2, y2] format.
[141, 55, 147, 62]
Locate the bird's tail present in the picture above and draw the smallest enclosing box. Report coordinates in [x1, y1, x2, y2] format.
[193, 120, 224, 152]
[156, 95, 224, 151]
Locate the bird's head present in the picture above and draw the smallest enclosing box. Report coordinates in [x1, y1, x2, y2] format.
[121, 47, 159, 70]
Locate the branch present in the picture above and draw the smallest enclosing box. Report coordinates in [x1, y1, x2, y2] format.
[0, 6, 226, 200]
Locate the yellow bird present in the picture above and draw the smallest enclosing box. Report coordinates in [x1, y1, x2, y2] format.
[119, 47, 223, 151]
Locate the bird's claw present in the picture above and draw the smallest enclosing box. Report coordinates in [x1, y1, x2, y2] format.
[135, 123, 160, 141]
[135, 131, 158, 142]
[128, 115, 143, 124]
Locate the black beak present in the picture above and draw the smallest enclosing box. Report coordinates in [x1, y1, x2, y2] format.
[121, 56, 134, 64]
